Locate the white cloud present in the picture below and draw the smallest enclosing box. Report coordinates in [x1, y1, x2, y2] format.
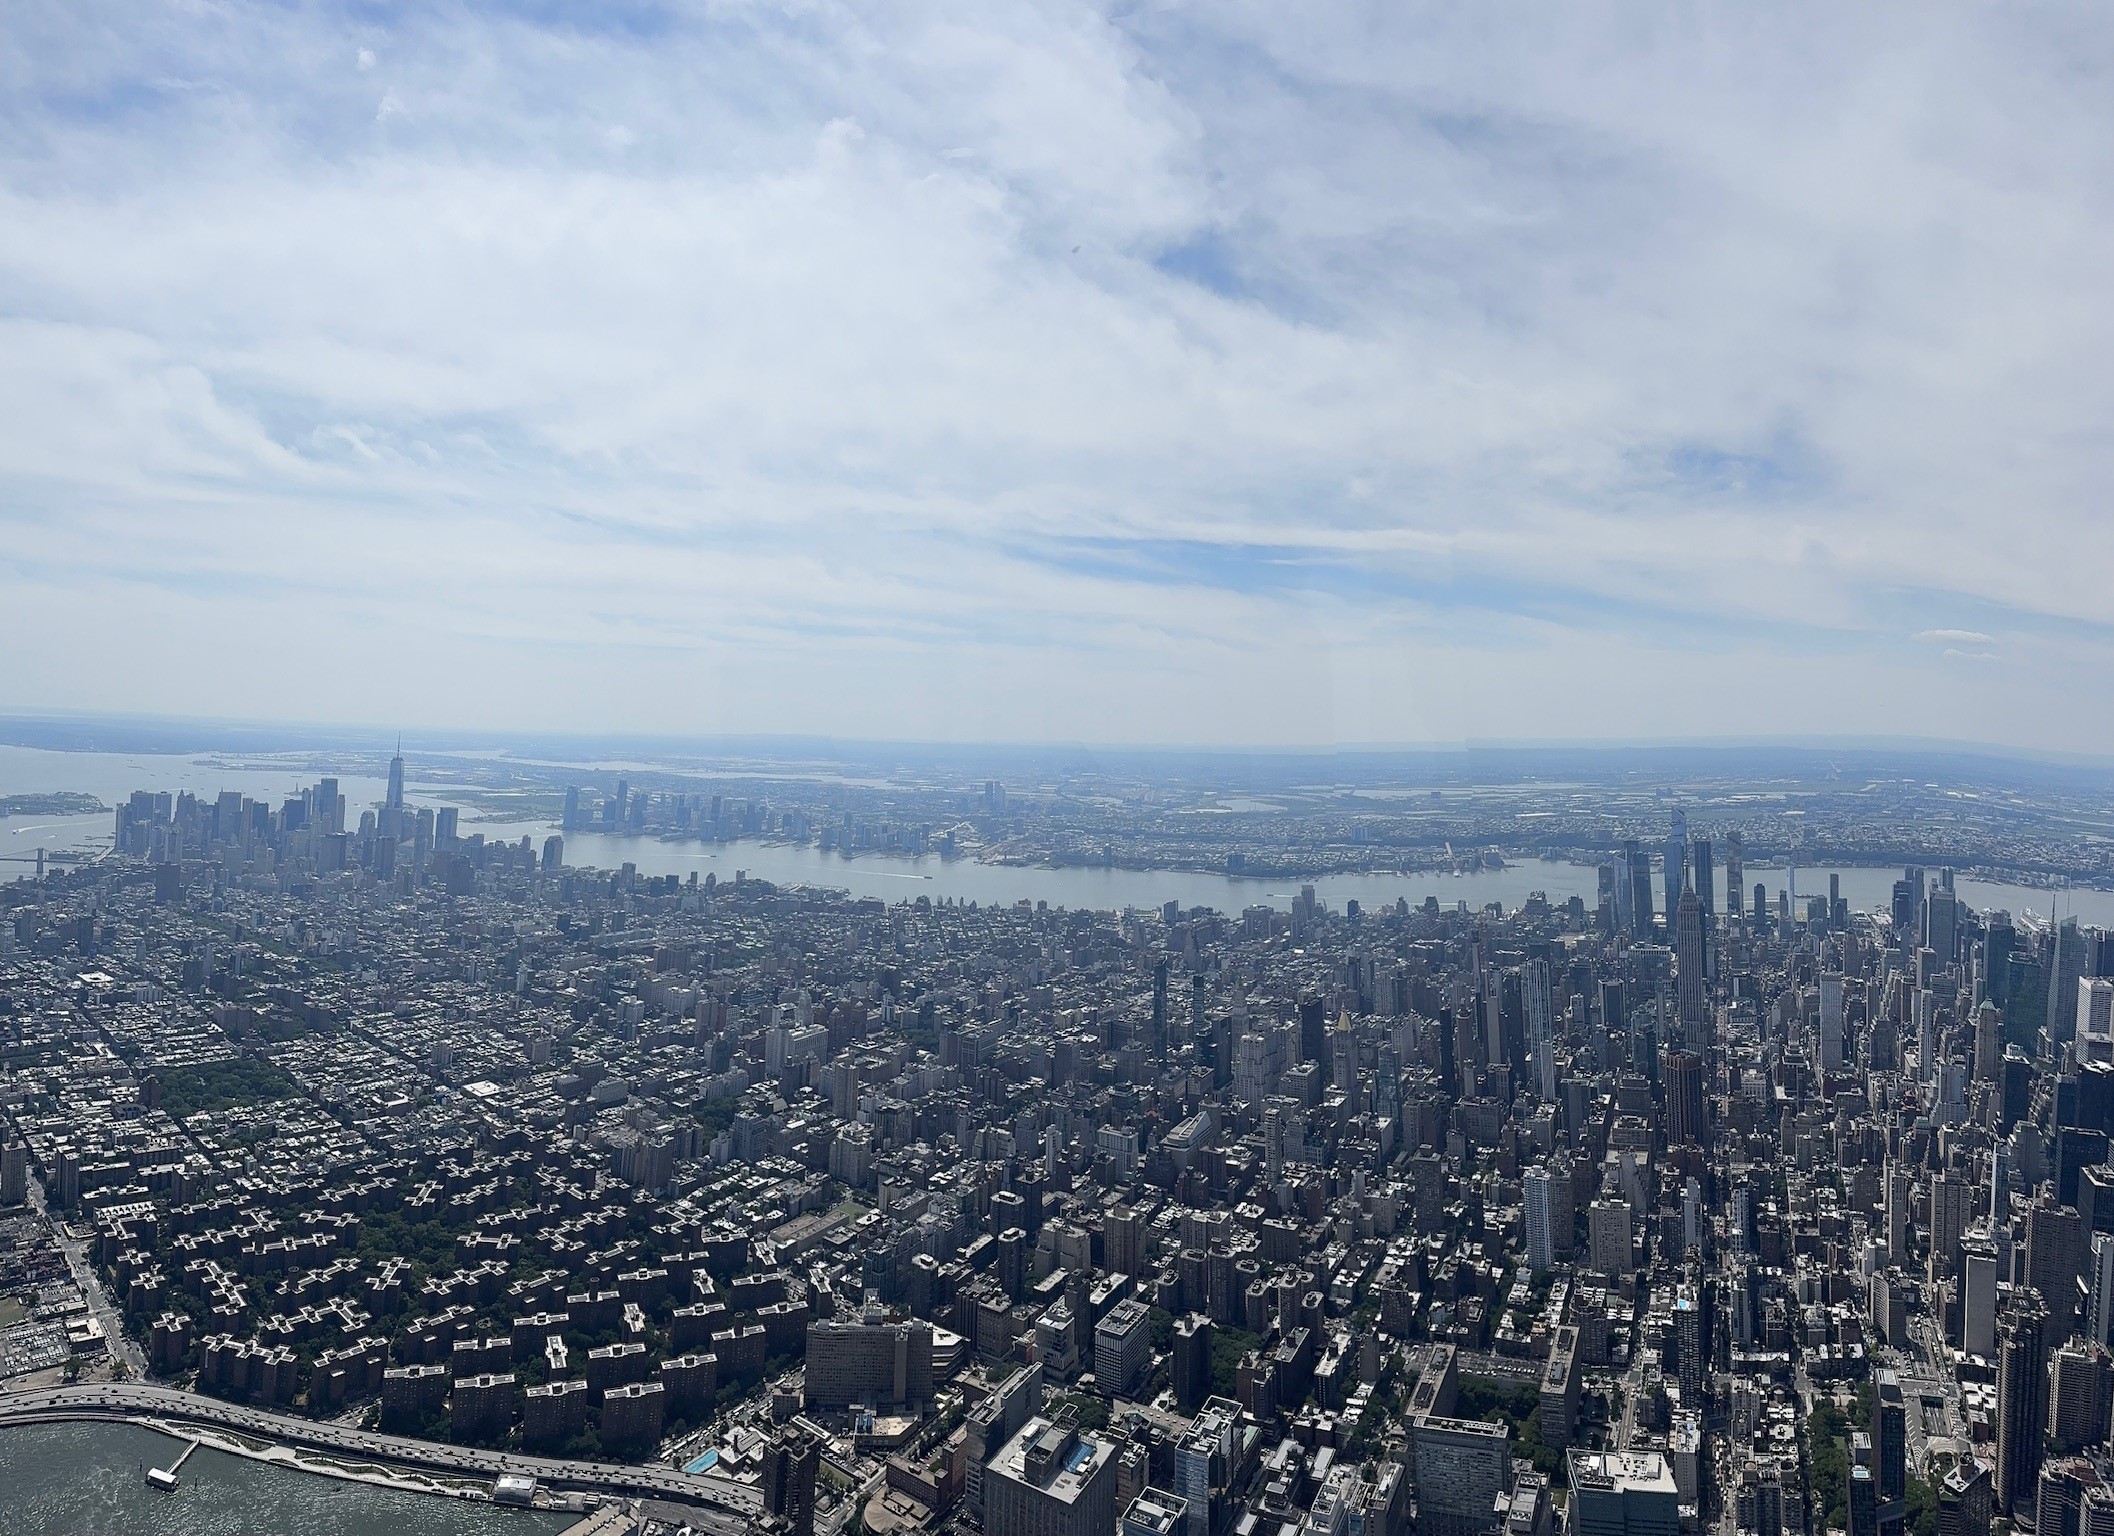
[2, 2, 2114, 744]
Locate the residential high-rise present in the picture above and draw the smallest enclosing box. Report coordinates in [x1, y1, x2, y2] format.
[2047, 1340, 2113, 1453]
[2026, 1195, 2087, 1339]
[761, 1425, 821, 1536]
[1589, 1201, 1632, 1278]
[1524, 1166, 1557, 1274]
[1936, 1463, 1992, 1536]
[985, 1412, 1117, 1536]
[0, 1141, 25, 1206]
[1995, 1290, 2048, 1515]
[1725, 831, 1744, 918]
[1412, 1415, 1512, 1536]
[1092, 1298, 1151, 1397]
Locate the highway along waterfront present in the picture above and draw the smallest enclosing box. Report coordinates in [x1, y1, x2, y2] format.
[1, 1420, 571, 1536]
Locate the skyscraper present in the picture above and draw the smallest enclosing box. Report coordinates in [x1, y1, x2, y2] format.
[386, 743, 405, 811]
[1676, 887, 1705, 1030]
[1691, 836, 1714, 920]
[1627, 841, 1654, 939]
[1875, 1370, 1907, 1536]
[1524, 1166, 1557, 1273]
[1725, 830, 1744, 918]
[1666, 1050, 1706, 1149]
[2090, 1233, 2114, 1350]
[762, 1425, 821, 1536]
[1995, 1290, 2048, 1515]
[1664, 809, 1687, 924]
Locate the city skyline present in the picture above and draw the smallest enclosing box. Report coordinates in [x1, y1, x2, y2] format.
[8, 6, 2114, 746]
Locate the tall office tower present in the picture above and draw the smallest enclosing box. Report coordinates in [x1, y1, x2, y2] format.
[1615, 841, 1638, 935]
[1929, 1175, 1975, 1282]
[1849, 1464, 1879, 1536]
[316, 776, 343, 835]
[386, 745, 404, 810]
[1985, 915, 2018, 1007]
[1928, 887, 1961, 964]
[1876, 1371, 1907, 1535]
[1884, 1171, 1913, 1265]
[1151, 959, 1168, 1059]
[1973, 1003, 2003, 1082]
[561, 785, 580, 830]
[1995, 1290, 2048, 1515]
[2079, 977, 2114, 1053]
[1524, 959, 1555, 1101]
[1963, 1232, 2000, 1355]
[761, 1426, 821, 1536]
[1676, 888, 1705, 1029]
[1666, 1051, 1706, 1149]
[1524, 1166, 1556, 1273]
[1819, 972, 1846, 1071]
[1172, 1315, 1213, 1413]
[1298, 995, 1327, 1067]
[1629, 844, 1655, 939]
[1691, 836, 1715, 919]
[1664, 809, 1688, 924]
[1725, 831, 1745, 918]
[2052, 918, 2088, 1050]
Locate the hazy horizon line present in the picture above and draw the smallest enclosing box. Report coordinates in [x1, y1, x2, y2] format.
[4, 705, 2112, 774]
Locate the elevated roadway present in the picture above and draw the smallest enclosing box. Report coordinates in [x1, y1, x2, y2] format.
[0, 1382, 758, 1528]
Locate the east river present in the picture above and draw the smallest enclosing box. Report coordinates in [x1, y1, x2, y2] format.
[0, 1421, 569, 1536]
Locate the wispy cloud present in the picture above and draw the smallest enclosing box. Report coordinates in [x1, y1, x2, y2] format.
[2, 2, 2113, 745]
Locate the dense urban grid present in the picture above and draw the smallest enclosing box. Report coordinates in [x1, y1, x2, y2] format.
[3, 749, 2112, 1536]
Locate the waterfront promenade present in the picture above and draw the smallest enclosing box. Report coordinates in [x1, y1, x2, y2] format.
[0, 1382, 756, 1530]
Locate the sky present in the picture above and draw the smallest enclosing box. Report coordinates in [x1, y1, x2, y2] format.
[5, 3, 2114, 750]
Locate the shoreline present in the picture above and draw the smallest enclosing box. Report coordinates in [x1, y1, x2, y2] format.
[125, 1416, 562, 1510]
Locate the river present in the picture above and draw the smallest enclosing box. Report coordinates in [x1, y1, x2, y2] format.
[0, 1421, 568, 1536]
[6, 744, 2114, 926]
